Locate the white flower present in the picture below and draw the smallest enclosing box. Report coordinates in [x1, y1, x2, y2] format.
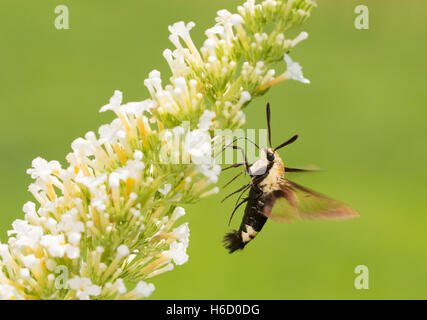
[165, 241, 189, 265]
[168, 21, 195, 46]
[108, 172, 121, 188]
[205, 25, 225, 39]
[40, 234, 66, 257]
[240, 0, 256, 15]
[133, 150, 143, 161]
[66, 245, 80, 259]
[45, 259, 57, 271]
[19, 268, 30, 278]
[22, 201, 36, 217]
[185, 129, 213, 165]
[45, 217, 58, 233]
[236, 91, 252, 109]
[8, 220, 43, 250]
[68, 276, 101, 300]
[198, 163, 221, 183]
[115, 159, 145, 180]
[117, 245, 130, 258]
[57, 208, 85, 235]
[71, 137, 96, 157]
[98, 119, 126, 145]
[121, 100, 153, 117]
[291, 31, 309, 47]
[284, 54, 310, 84]
[132, 281, 155, 299]
[100, 90, 123, 113]
[22, 254, 40, 268]
[26, 157, 61, 180]
[0, 245, 12, 268]
[0, 284, 24, 300]
[158, 184, 172, 196]
[40, 234, 79, 259]
[198, 110, 216, 131]
[172, 223, 190, 247]
[75, 173, 107, 192]
[144, 70, 163, 96]
[114, 278, 127, 295]
[67, 232, 81, 246]
[230, 14, 244, 27]
[171, 207, 186, 222]
[163, 49, 189, 77]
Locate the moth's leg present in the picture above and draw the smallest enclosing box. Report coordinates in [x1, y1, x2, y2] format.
[233, 183, 251, 207]
[223, 170, 244, 188]
[222, 162, 244, 171]
[228, 197, 249, 226]
[221, 183, 251, 203]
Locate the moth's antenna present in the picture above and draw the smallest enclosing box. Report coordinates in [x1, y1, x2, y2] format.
[226, 137, 260, 150]
[274, 134, 299, 151]
[266, 103, 272, 148]
[214, 137, 260, 159]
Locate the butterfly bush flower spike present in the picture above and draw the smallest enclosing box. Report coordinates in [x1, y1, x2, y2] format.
[0, 0, 316, 300]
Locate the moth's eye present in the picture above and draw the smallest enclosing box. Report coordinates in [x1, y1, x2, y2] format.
[267, 152, 275, 161]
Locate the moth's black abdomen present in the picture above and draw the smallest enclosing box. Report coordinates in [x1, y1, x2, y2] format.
[223, 230, 246, 253]
[223, 187, 268, 253]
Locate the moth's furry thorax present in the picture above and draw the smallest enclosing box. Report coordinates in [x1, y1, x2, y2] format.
[253, 148, 284, 193]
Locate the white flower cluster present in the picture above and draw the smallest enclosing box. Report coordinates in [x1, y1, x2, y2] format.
[0, 0, 315, 300]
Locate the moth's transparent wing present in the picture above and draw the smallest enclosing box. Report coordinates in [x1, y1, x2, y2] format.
[261, 189, 299, 222]
[261, 179, 359, 222]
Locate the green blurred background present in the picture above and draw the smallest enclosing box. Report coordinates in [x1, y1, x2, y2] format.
[1, 0, 427, 299]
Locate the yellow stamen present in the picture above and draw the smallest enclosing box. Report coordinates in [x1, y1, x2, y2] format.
[137, 118, 149, 150]
[125, 177, 135, 199]
[118, 114, 133, 139]
[113, 144, 128, 165]
[80, 162, 92, 176]
[91, 207, 101, 229]
[34, 246, 44, 259]
[46, 181, 56, 201]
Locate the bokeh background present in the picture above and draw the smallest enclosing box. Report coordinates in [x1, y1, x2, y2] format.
[1, 0, 427, 299]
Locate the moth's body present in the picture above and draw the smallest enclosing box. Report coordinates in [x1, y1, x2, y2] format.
[224, 149, 284, 253]
[222, 103, 359, 254]
[224, 187, 267, 253]
[255, 149, 284, 194]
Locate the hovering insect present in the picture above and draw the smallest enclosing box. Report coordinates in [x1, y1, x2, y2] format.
[222, 103, 359, 253]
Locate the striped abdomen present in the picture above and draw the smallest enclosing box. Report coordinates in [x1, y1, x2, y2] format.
[223, 187, 268, 253]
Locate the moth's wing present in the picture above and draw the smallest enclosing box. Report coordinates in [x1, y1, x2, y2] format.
[261, 179, 359, 222]
[261, 188, 300, 223]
